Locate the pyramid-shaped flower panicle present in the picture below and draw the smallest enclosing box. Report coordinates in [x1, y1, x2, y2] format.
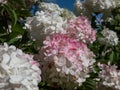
[38, 33, 95, 89]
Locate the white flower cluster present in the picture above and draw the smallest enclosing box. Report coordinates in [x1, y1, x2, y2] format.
[25, 11, 67, 45]
[0, 43, 41, 90]
[25, 2, 77, 47]
[39, 2, 76, 19]
[98, 63, 120, 90]
[39, 2, 63, 15]
[74, 0, 120, 19]
[98, 28, 118, 46]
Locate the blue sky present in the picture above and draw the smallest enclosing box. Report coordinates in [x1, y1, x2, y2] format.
[44, 0, 75, 12]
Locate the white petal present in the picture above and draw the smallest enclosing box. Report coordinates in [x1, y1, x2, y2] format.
[2, 54, 10, 64]
[10, 75, 23, 83]
[31, 65, 40, 71]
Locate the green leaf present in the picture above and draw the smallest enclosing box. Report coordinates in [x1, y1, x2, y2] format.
[0, 38, 6, 43]
[109, 51, 114, 63]
[115, 26, 120, 30]
[8, 37, 20, 45]
[116, 53, 119, 61]
[11, 9, 17, 25]
[3, 4, 17, 25]
[10, 23, 25, 38]
[0, 33, 7, 37]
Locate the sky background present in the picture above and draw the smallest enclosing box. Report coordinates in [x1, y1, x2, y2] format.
[44, 0, 75, 12]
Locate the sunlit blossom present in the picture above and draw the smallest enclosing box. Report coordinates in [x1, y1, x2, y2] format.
[0, 43, 41, 90]
[66, 16, 96, 43]
[36, 33, 95, 89]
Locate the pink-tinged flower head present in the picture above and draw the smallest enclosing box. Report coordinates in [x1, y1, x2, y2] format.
[66, 16, 96, 43]
[38, 33, 95, 88]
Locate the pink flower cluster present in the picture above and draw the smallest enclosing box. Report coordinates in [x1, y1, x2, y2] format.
[98, 63, 120, 90]
[66, 16, 96, 43]
[39, 33, 95, 88]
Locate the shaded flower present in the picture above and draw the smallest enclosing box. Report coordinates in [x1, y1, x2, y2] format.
[98, 63, 120, 90]
[98, 28, 118, 46]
